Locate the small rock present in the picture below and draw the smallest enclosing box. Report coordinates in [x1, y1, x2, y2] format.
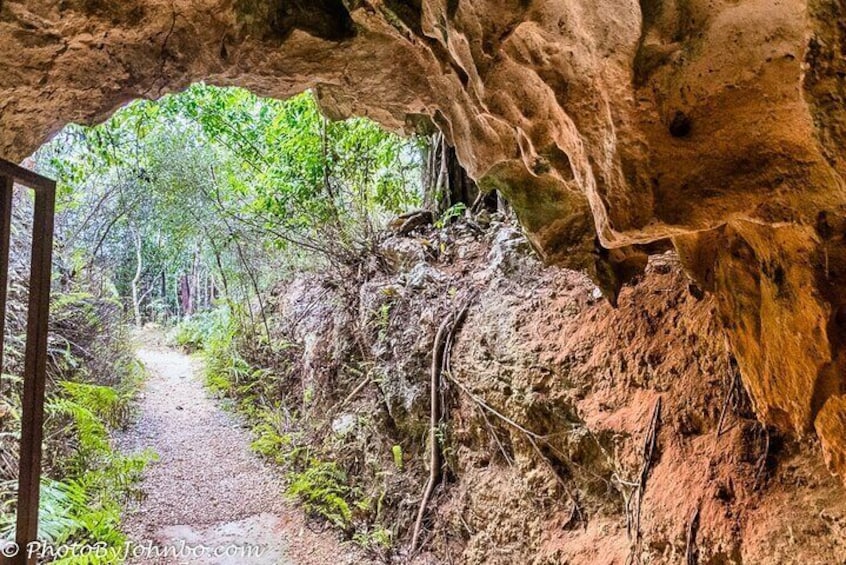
[378, 237, 427, 272]
[487, 226, 532, 274]
[331, 413, 357, 435]
[405, 262, 447, 289]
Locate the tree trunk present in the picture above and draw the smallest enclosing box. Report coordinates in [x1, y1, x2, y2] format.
[422, 132, 494, 216]
[130, 229, 143, 327]
[179, 274, 193, 316]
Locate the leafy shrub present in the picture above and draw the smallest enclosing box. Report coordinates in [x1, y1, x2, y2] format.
[353, 526, 393, 550]
[170, 310, 224, 352]
[0, 277, 152, 563]
[434, 201, 467, 228]
[1, 392, 154, 563]
[172, 307, 252, 392]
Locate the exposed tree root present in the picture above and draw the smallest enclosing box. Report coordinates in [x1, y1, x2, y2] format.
[627, 396, 662, 563]
[685, 504, 701, 565]
[411, 294, 475, 553]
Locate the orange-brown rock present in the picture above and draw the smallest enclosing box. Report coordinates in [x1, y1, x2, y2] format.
[3, 1, 846, 479]
[817, 394, 846, 476]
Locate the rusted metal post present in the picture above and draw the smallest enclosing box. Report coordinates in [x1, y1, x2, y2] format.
[0, 159, 56, 565]
[13, 185, 54, 565]
[0, 175, 12, 379]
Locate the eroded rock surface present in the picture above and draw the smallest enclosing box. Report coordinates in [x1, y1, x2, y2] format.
[4, 1, 846, 477]
[264, 218, 846, 563]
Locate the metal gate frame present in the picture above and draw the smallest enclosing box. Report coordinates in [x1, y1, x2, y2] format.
[0, 158, 55, 565]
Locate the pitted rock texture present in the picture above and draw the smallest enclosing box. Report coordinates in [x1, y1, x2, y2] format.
[4, 1, 846, 478]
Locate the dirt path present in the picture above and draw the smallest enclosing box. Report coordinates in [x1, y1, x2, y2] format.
[116, 344, 370, 565]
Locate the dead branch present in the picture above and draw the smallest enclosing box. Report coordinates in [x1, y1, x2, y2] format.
[685, 504, 701, 565]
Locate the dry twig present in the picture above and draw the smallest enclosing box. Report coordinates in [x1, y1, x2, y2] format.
[685, 504, 701, 565]
[630, 397, 662, 544]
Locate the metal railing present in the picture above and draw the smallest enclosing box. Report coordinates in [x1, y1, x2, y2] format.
[0, 158, 55, 565]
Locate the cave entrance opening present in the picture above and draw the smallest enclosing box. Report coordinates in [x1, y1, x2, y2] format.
[0, 83, 493, 560]
[24, 84, 490, 328]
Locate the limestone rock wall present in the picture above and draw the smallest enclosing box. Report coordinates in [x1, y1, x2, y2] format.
[4, 0, 846, 479]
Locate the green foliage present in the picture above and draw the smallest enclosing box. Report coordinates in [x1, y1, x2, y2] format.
[21, 83, 429, 556]
[249, 422, 294, 464]
[286, 460, 354, 531]
[0, 451, 151, 563]
[40, 381, 154, 559]
[34, 85, 423, 326]
[391, 445, 404, 471]
[58, 381, 133, 432]
[1, 393, 153, 563]
[435, 201, 467, 228]
[0, 275, 151, 563]
[353, 526, 393, 550]
[376, 302, 392, 340]
[249, 414, 310, 469]
[171, 310, 228, 353]
[175, 308, 257, 396]
[48, 395, 110, 468]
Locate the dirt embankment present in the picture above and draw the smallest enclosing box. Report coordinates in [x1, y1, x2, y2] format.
[258, 216, 846, 564]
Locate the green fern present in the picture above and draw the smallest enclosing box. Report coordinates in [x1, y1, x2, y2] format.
[1, 379, 152, 562]
[286, 460, 354, 530]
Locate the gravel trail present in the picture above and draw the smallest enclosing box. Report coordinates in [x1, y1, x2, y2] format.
[116, 344, 369, 565]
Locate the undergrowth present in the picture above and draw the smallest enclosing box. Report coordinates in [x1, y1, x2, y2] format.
[0, 289, 154, 564]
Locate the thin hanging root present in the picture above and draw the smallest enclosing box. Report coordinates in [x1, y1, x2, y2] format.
[446, 362, 585, 528]
[632, 397, 662, 544]
[477, 403, 514, 467]
[526, 435, 584, 527]
[411, 294, 475, 553]
[685, 504, 701, 565]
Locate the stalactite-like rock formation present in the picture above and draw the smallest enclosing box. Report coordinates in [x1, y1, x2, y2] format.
[4, 0, 846, 479]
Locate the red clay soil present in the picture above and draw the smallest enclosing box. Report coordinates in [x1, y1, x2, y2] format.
[440, 252, 846, 564]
